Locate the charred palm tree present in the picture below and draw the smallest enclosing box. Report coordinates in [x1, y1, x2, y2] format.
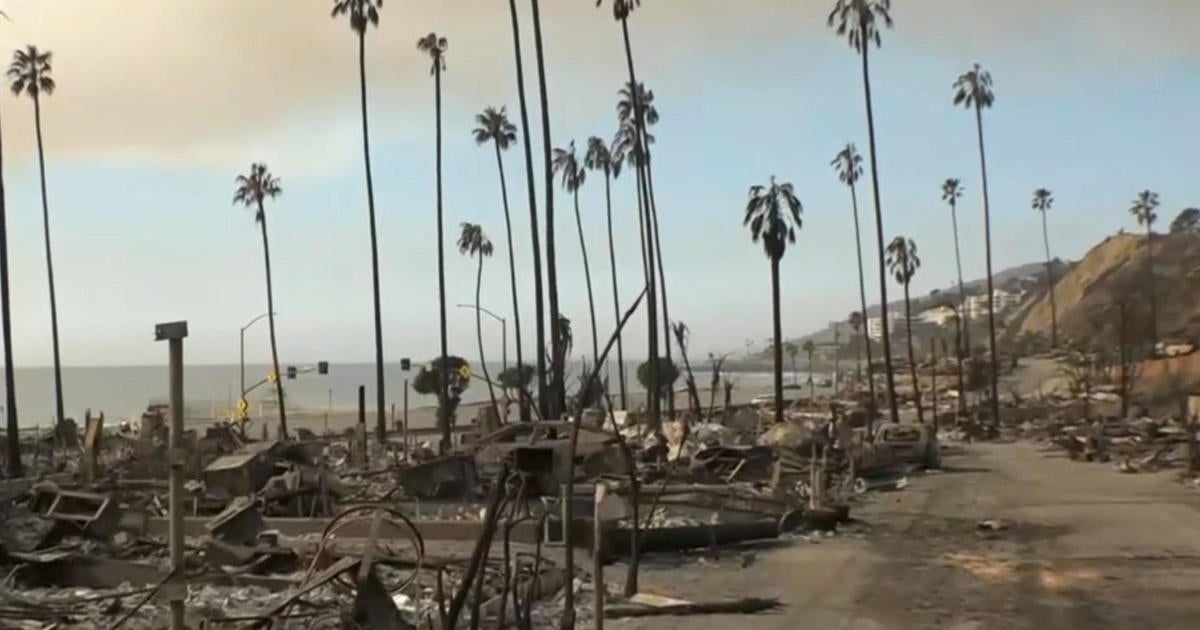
[0, 69, 15, 476]
[827, 0, 898, 424]
[330, 0, 386, 440]
[832, 143, 877, 417]
[1032, 188, 1059, 348]
[744, 177, 804, 426]
[849, 311, 864, 387]
[233, 164, 289, 439]
[802, 340, 816, 401]
[528, 0, 565, 419]
[552, 141, 599, 367]
[585, 135, 629, 409]
[417, 32, 453, 451]
[1130, 190, 1160, 347]
[474, 107, 529, 421]
[505, 0, 548, 419]
[887, 236, 923, 424]
[672, 321, 702, 421]
[953, 62, 999, 426]
[9, 46, 65, 428]
[941, 178, 970, 355]
[458, 223, 499, 419]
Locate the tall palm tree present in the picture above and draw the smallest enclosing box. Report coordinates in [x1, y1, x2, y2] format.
[617, 81, 676, 425]
[827, 0, 898, 424]
[505, 0, 548, 420]
[886, 236, 923, 424]
[953, 62, 999, 426]
[802, 340, 816, 401]
[941, 178, 970, 356]
[744, 176, 804, 426]
[1032, 188, 1059, 348]
[1130, 189, 1160, 346]
[458, 223, 499, 420]
[233, 164, 289, 439]
[599, 0, 662, 436]
[552, 141, 599, 367]
[848, 311, 864, 388]
[417, 32, 453, 452]
[832, 143, 877, 418]
[585, 135, 629, 409]
[528, 0, 565, 420]
[474, 106, 528, 421]
[330, 0, 386, 443]
[0, 44, 19, 477]
[8, 46, 65, 428]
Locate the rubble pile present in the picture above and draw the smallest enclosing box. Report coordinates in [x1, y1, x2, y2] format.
[0, 398, 938, 628]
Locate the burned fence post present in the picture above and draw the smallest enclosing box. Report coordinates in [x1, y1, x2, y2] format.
[154, 319, 188, 630]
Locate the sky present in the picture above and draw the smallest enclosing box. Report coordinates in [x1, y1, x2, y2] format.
[0, 0, 1196, 367]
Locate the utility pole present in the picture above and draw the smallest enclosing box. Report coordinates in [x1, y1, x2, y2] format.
[155, 320, 188, 630]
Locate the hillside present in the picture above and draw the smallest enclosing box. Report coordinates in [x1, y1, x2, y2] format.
[1014, 233, 1200, 346]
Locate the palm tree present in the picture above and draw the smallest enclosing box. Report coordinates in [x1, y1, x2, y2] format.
[832, 143, 878, 418]
[505, 0, 548, 420]
[528, 0, 566, 421]
[331, 0, 386, 444]
[785, 342, 800, 385]
[827, 0, 898, 425]
[1130, 189, 1160, 346]
[848, 311, 864, 389]
[417, 32, 453, 452]
[802, 340, 816, 401]
[552, 141, 599, 367]
[953, 62, 999, 426]
[473, 107, 528, 421]
[744, 177, 804, 426]
[599, 0, 663, 438]
[941, 178, 970, 357]
[458, 223, 499, 421]
[233, 164, 289, 439]
[1032, 188, 1059, 348]
[0, 44, 19, 477]
[585, 135, 629, 409]
[8, 46, 65, 428]
[887, 236, 923, 424]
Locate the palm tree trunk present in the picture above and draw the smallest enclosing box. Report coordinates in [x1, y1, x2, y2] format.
[1041, 209, 1058, 348]
[860, 35, 899, 424]
[930, 339, 939, 428]
[974, 105, 1001, 427]
[507, 0, 546, 422]
[529, 0, 564, 421]
[834, 326, 841, 393]
[356, 32, 387, 448]
[644, 158, 675, 424]
[1146, 225, 1158, 347]
[0, 98, 21, 477]
[573, 190, 599, 367]
[604, 172, 628, 410]
[954, 314, 965, 417]
[258, 205, 288, 440]
[476, 255, 498, 421]
[494, 142, 527, 422]
[904, 282, 923, 424]
[620, 16, 660, 433]
[771, 257, 784, 426]
[435, 65, 451, 452]
[807, 350, 815, 401]
[849, 184, 877, 427]
[950, 199, 971, 355]
[32, 96, 64, 428]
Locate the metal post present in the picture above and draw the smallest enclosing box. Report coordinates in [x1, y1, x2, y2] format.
[239, 328, 245, 400]
[155, 320, 188, 630]
[325, 388, 332, 436]
[403, 379, 409, 459]
[501, 317, 508, 374]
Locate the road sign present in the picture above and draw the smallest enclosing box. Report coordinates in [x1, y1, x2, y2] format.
[458, 363, 472, 382]
[267, 369, 278, 384]
[236, 397, 249, 414]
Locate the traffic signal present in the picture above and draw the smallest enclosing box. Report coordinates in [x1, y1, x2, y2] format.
[401, 358, 411, 371]
[317, 361, 329, 375]
[286, 365, 297, 380]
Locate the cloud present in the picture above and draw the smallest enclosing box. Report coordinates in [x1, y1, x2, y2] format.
[0, 0, 1194, 168]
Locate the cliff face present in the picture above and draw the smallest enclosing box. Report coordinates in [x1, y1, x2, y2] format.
[1014, 233, 1200, 346]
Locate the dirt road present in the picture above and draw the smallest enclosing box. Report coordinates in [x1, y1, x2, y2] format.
[616, 440, 1200, 629]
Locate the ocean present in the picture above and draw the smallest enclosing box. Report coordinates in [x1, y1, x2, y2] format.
[0, 361, 806, 427]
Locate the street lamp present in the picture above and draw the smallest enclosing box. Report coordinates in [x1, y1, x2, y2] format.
[240, 312, 275, 400]
[456, 303, 508, 373]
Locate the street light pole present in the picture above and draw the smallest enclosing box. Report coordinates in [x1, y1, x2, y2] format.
[239, 312, 274, 399]
[456, 303, 508, 373]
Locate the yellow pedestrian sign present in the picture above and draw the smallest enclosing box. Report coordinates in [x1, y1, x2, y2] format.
[267, 369, 278, 384]
[236, 397, 249, 418]
[458, 363, 472, 382]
